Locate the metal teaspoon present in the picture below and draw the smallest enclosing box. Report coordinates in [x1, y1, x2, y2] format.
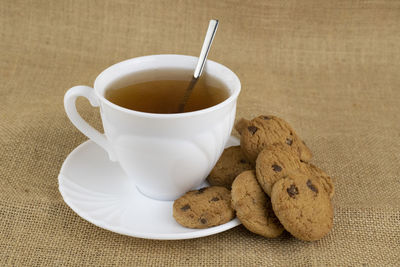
[178, 19, 219, 113]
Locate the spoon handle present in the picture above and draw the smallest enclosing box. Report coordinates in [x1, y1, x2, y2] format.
[193, 19, 219, 79]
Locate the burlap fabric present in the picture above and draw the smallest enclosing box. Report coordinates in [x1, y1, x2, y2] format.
[1, 0, 399, 265]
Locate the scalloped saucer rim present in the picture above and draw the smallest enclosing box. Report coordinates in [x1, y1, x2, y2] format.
[58, 136, 241, 240]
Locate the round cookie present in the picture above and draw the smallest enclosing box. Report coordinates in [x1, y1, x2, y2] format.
[173, 186, 235, 229]
[271, 173, 333, 241]
[240, 115, 312, 164]
[301, 163, 334, 199]
[231, 170, 284, 238]
[255, 144, 303, 196]
[207, 146, 253, 189]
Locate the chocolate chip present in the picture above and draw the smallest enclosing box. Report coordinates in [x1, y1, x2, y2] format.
[200, 218, 207, 224]
[286, 138, 293, 146]
[287, 184, 299, 198]
[272, 164, 282, 172]
[196, 188, 206, 194]
[262, 116, 271, 120]
[290, 132, 293, 136]
[211, 197, 219, 202]
[239, 159, 247, 164]
[181, 204, 190, 211]
[247, 126, 258, 134]
[306, 179, 318, 193]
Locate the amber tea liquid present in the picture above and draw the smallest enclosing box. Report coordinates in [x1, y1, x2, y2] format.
[105, 69, 229, 114]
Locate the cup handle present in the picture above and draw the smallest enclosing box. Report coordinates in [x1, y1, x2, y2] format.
[64, 86, 116, 161]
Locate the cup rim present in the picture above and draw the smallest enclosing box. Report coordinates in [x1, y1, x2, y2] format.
[93, 54, 241, 118]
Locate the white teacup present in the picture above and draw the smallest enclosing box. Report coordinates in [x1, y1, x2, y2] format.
[64, 55, 240, 200]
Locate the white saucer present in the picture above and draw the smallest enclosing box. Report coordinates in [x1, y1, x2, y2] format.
[58, 136, 241, 240]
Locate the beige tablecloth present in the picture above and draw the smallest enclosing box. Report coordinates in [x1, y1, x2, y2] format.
[1, 0, 399, 265]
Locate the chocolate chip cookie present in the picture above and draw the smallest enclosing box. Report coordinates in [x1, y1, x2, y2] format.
[231, 170, 284, 238]
[255, 144, 303, 196]
[271, 173, 333, 241]
[173, 186, 235, 229]
[207, 146, 253, 189]
[300, 163, 334, 199]
[239, 115, 312, 164]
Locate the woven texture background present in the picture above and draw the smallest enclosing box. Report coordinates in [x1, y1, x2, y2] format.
[1, 0, 400, 266]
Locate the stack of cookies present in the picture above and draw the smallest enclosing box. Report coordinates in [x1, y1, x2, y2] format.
[173, 115, 334, 242]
